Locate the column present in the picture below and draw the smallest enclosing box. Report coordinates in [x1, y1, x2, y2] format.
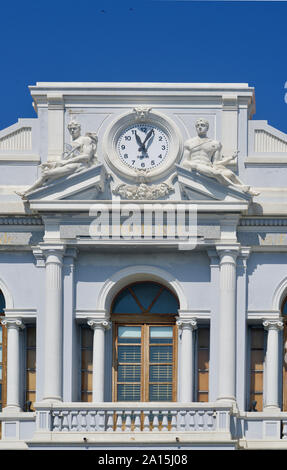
[176, 318, 197, 402]
[42, 246, 65, 402]
[1, 319, 24, 411]
[88, 319, 111, 402]
[263, 319, 283, 410]
[217, 247, 238, 402]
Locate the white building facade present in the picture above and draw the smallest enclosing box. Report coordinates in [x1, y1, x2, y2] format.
[0, 82, 287, 449]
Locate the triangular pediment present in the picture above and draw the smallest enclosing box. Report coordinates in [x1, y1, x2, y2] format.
[175, 164, 252, 205]
[24, 164, 109, 202]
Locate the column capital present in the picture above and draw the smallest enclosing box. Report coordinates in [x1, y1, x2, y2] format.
[1, 318, 25, 330]
[87, 319, 111, 330]
[33, 244, 66, 266]
[216, 245, 240, 259]
[176, 318, 197, 330]
[263, 319, 284, 331]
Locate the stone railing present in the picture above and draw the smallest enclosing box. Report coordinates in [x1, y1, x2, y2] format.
[35, 402, 232, 435]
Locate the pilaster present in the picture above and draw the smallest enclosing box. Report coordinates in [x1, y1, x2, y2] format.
[47, 93, 65, 162]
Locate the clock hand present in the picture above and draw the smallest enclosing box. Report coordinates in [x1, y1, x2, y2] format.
[138, 129, 155, 154]
[135, 131, 143, 150]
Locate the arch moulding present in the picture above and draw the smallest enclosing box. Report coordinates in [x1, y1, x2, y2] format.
[97, 265, 188, 313]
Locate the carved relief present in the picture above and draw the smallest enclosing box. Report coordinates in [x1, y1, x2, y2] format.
[133, 106, 152, 121]
[182, 118, 259, 197]
[18, 120, 98, 197]
[113, 182, 174, 200]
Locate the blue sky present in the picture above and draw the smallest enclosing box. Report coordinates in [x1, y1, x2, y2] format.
[1, 0, 286, 132]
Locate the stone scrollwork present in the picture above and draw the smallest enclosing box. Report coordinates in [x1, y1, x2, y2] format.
[113, 182, 174, 200]
[17, 120, 99, 198]
[182, 118, 259, 197]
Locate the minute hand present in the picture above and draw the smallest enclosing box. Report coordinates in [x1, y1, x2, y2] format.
[139, 129, 154, 151]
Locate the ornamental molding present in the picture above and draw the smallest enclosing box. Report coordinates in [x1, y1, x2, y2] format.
[133, 106, 152, 121]
[112, 182, 174, 200]
[0, 217, 42, 225]
[239, 218, 287, 227]
[263, 319, 284, 330]
[1, 318, 25, 329]
[176, 318, 198, 330]
[87, 319, 111, 330]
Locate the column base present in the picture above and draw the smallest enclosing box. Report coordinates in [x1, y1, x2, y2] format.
[263, 405, 281, 414]
[2, 405, 22, 414]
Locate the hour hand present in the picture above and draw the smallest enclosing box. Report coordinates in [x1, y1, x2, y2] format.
[135, 131, 143, 149]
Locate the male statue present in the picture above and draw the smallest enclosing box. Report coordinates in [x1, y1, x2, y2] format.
[182, 118, 258, 196]
[18, 120, 98, 197]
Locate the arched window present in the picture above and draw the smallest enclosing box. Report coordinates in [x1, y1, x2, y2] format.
[111, 282, 179, 402]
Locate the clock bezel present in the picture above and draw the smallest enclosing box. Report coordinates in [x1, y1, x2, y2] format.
[103, 110, 183, 182]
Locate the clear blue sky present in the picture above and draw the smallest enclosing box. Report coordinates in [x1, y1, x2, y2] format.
[1, 0, 287, 132]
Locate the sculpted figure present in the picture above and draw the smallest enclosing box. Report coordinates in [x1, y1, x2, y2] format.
[182, 118, 259, 196]
[19, 120, 98, 197]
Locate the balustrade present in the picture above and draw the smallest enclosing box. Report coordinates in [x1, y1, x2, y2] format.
[35, 404, 229, 434]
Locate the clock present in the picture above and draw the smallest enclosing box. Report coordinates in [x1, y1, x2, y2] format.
[103, 108, 182, 182]
[117, 123, 169, 171]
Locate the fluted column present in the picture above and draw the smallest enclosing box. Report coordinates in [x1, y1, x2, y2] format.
[88, 319, 111, 402]
[1, 319, 24, 411]
[176, 318, 197, 402]
[216, 247, 238, 402]
[42, 246, 65, 402]
[263, 319, 283, 410]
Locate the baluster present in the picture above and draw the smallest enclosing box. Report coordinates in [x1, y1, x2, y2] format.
[106, 411, 114, 432]
[62, 411, 69, 431]
[170, 411, 177, 432]
[89, 411, 97, 431]
[98, 410, 106, 432]
[124, 410, 132, 432]
[188, 411, 196, 431]
[178, 411, 186, 431]
[80, 411, 88, 431]
[116, 411, 123, 431]
[152, 411, 160, 432]
[134, 411, 141, 432]
[161, 411, 168, 431]
[206, 411, 214, 431]
[143, 411, 150, 432]
[71, 411, 79, 431]
[282, 420, 287, 439]
[52, 411, 61, 432]
[197, 410, 205, 430]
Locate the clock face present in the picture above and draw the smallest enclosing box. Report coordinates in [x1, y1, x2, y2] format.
[116, 123, 169, 171]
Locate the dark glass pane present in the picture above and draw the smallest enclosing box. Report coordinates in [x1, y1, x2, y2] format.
[118, 345, 141, 363]
[149, 365, 172, 382]
[150, 345, 172, 363]
[0, 291, 5, 315]
[112, 288, 142, 314]
[131, 283, 161, 311]
[0, 383, 2, 401]
[283, 301, 287, 315]
[118, 384, 140, 401]
[118, 365, 141, 382]
[149, 384, 172, 401]
[149, 288, 179, 314]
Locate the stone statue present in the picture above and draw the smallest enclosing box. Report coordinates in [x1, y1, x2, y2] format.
[18, 120, 98, 197]
[182, 118, 259, 196]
